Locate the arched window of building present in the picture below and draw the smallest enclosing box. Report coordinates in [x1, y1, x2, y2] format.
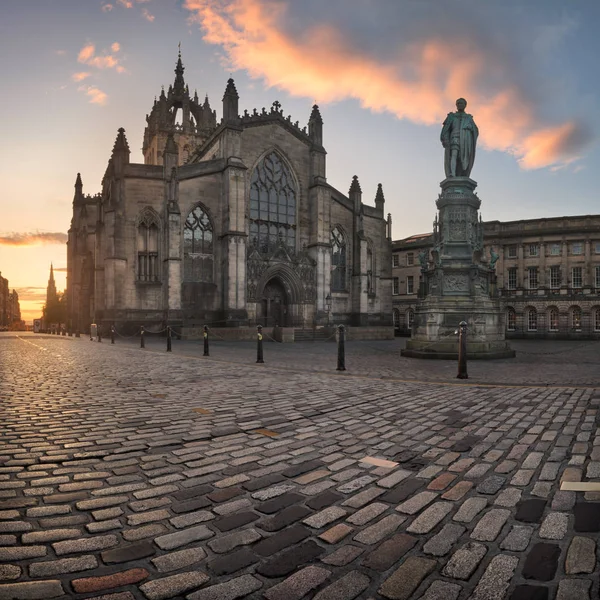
[548, 307, 559, 332]
[184, 204, 214, 282]
[506, 308, 516, 331]
[367, 244, 374, 294]
[527, 307, 537, 331]
[407, 309, 415, 330]
[393, 308, 400, 328]
[249, 152, 296, 254]
[594, 307, 600, 332]
[571, 306, 582, 330]
[331, 227, 347, 291]
[137, 211, 160, 282]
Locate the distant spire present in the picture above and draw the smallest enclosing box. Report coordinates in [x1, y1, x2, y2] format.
[49, 262, 55, 283]
[74, 173, 83, 204]
[174, 47, 185, 94]
[112, 128, 130, 155]
[375, 183, 385, 204]
[349, 175, 362, 195]
[222, 78, 239, 123]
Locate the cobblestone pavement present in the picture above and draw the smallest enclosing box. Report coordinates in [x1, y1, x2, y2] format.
[1, 333, 600, 600]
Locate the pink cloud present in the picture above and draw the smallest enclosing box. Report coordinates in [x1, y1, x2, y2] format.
[72, 72, 91, 82]
[77, 44, 95, 64]
[102, 3, 114, 11]
[117, 0, 133, 7]
[183, 0, 590, 171]
[77, 42, 125, 73]
[78, 85, 108, 105]
[0, 232, 67, 246]
[111, 42, 120, 52]
[142, 8, 155, 21]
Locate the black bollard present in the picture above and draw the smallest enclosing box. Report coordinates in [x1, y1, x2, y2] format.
[336, 324, 346, 371]
[111, 326, 115, 344]
[456, 321, 468, 379]
[167, 326, 172, 352]
[140, 326, 145, 349]
[256, 325, 264, 364]
[97, 326, 102, 343]
[203, 325, 209, 356]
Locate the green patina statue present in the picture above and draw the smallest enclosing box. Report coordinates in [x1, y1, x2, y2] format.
[489, 246, 499, 270]
[441, 98, 479, 178]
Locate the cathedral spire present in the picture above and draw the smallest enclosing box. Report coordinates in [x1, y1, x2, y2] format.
[308, 104, 323, 146]
[74, 173, 83, 204]
[375, 183, 385, 213]
[173, 48, 185, 95]
[222, 78, 239, 123]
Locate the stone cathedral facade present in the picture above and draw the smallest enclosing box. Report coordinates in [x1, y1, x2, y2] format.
[67, 54, 392, 337]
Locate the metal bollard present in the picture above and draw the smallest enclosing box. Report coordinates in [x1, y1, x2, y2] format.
[167, 326, 172, 352]
[456, 321, 468, 379]
[203, 325, 209, 356]
[140, 326, 145, 349]
[111, 326, 115, 344]
[336, 324, 346, 371]
[97, 327, 102, 343]
[256, 325, 264, 364]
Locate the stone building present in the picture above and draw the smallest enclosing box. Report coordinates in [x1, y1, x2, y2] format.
[0, 272, 22, 330]
[392, 215, 600, 338]
[67, 53, 392, 338]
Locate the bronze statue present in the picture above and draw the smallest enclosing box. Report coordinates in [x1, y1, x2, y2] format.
[441, 98, 479, 178]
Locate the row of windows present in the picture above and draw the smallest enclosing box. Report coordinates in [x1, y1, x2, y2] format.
[392, 241, 600, 268]
[506, 306, 595, 332]
[393, 276, 414, 295]
[505, 266, 600, 290]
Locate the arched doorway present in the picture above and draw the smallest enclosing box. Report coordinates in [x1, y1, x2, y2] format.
[261, 278, 288, 326]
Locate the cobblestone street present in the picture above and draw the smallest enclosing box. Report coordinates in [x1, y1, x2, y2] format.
[1, 333, 600, 599]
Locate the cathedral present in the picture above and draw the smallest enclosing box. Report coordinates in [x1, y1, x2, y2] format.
[66, 53, 392, 337]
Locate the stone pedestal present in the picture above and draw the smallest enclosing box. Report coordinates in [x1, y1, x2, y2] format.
[402, 177, 514, 359]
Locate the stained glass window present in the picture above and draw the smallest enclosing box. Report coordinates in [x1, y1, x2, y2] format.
[249, 152, 296, 253]
[184, 205, 213, 282]
[137, 212, 159, 282]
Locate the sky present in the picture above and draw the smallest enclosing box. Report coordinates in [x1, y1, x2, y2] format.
[0, 0, 598, 322]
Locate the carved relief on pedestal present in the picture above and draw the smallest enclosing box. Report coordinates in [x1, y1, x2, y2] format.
[443, 273, 469, 293]
[446, 207, 467, 242]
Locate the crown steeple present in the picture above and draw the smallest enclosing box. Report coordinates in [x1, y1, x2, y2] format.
[173, 48, 185, 96]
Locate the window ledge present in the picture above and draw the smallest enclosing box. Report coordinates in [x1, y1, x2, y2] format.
[136, 280, 162, 286]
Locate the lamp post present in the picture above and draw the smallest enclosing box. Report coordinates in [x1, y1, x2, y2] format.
[325, 294, 332, 326]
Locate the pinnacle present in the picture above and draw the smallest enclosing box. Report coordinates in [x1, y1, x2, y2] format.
[375, 182, 385, 203]
[112, 128, 130, 154]
[309, 104, 323, 123]
[349, 175, 362, 195]
[223, 78, 239, 98]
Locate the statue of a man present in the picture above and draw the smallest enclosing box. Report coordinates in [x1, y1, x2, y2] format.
[441, 98, 479, 178]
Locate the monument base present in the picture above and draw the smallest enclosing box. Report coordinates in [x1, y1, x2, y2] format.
[401, 295, 515, 360]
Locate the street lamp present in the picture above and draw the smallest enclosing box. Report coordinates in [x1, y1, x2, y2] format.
[325, 293, 332, 325]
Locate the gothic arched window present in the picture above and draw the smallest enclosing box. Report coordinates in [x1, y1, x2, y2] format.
[137, 211, 160, 282]
[367, 244, 374, 294]
[249, 152, 296, 254]
[548, 307, 559, 332]
[184, 205, 213, 282]
[331, 227, 346, 291]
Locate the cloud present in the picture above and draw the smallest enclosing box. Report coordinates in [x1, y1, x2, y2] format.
[0, 232, 68, 246]
[78, 85, 108, 105]
[72, 72, 91, 82]
[183, 0, 592, 170]
[117, 0, 133, 7]
[53, 267, 68, 272]
[77, 42, 126, 73]
[14, 288, 47, 302]
[102, 3, 114, 11]
[142, 8, 155, 21]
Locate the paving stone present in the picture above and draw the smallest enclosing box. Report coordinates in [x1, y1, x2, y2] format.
[154, 525, 214, 550]
[264, 565, 331, 600]
[511, 469, 535, 486]
[573, 502, 600, 532]
[257, 505, 311, 532]
[282, 459, 325, 478]
[207, 528, 262, 553]
[396, 491, 438, 515]
[510, 585, 549, 600]
[123, 523, 168, 541]
[22, 528, 81, 544]
[337, 476, 375, 493]
[495, 460, 517, 474]
[170, 509, 214, 529]
[443, 542, 487, 580]
[187, 574, 262, 600]
[242, 472, 286, 491]
[565, 536, 596, 574]
[0, 565, 21, 581]
[453, 497, 487, 523]
[303, 506, 347, 528]
[346, 502, 387, 525]
[441, 481, 473, 501]
[420, 580, 462, 600]
[378, 556, 436, 600]
[312, 571, 370, 600]
[257, 492, 304, 514]
[377, 469, 412, 488]
[471, 554, 518, 600]
[522, 543, 561, 581]
[207, 548, 259, 576]
[150, 547, 206, 573]
[471, 508, 510, 541]
[353, 514, 405, 545]
[539, 511, 569, 539]
[407, 501, 453, 534]
[551, 491, 576, 511]
[531, 482, 552, 498]
[205, 487, 243, 503]
[72, 568, 149, 593]
[306, 490, 343, 510]
[0, 546, 47, 561]
[427, 472, 457, 491]
[213, 511, 258, 532]
[555, 578, 591, 600]
[0, 581, 65, 599]
[380, 479, 425, 504]
[319, 523, 353, 544]
[257, 540, 325, 578]
[516, 499, 546, 523]
[322, 545, 364, 566]
[476, 475, 506, 495]
[254, 523, 311, 556]
[29, 555, 98, 577]
[500, 524, 533, 551]
[101, 541, 155, 564]
[212, 498, 252, 515]
[53, 535, 118, 555]
[423, 523, 465, 556]
[139, 571, 210, 600]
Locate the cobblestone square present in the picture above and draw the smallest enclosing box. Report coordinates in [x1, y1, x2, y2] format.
[1, 333, 600, 599]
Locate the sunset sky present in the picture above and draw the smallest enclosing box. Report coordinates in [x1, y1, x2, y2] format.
[1, 0, 598, 322]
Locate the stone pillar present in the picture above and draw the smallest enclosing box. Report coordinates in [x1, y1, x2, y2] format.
[517, 244, 524, 289]
[585, 238, 591, 286]
[562, 240, 568, 287]
[539, 242, 546, 288]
